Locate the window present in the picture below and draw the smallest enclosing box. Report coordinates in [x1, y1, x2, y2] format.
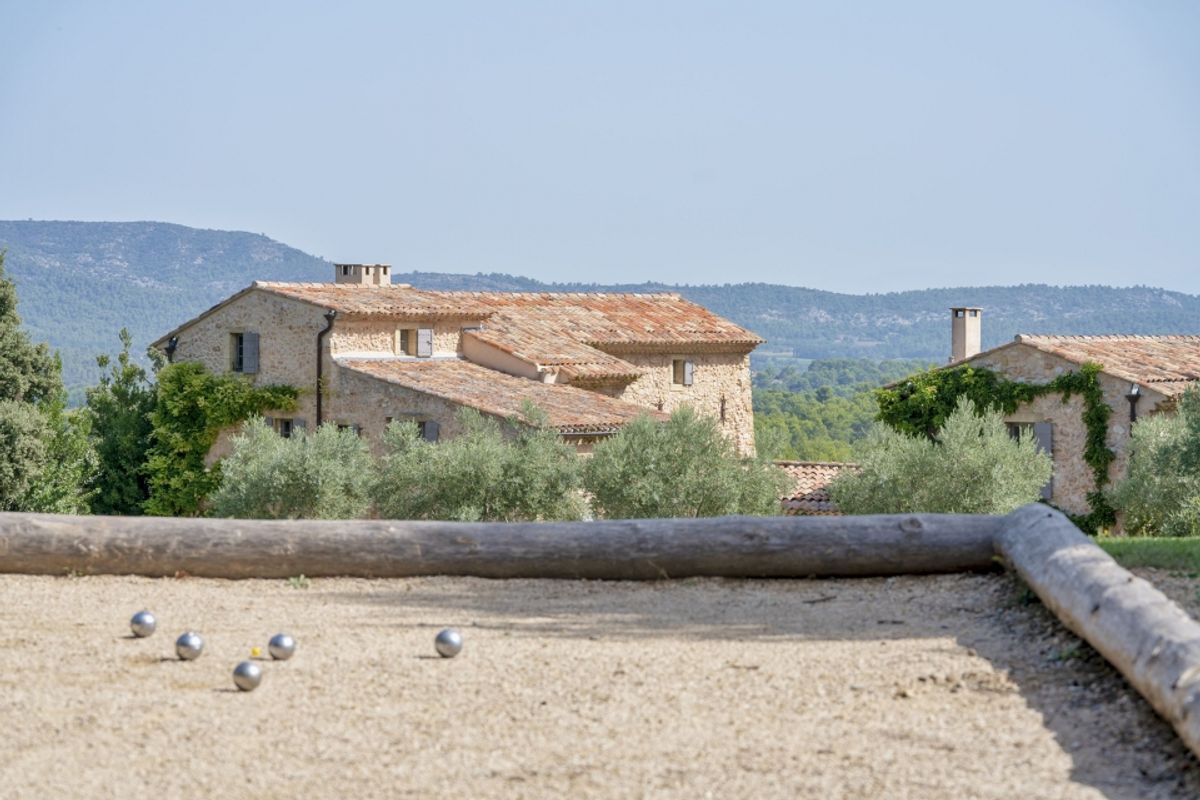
[230, 332, 259, 374]
[337, 423, 363, 436]
[1007, 421, 1054, 500]
[417, 420, 440, 442]
[672, 359, 694, 386]
[264, 417, 304, 438]
[342, 265, 351, 276]
[396, 328, 434, 357]
[720, 396, 727, 423]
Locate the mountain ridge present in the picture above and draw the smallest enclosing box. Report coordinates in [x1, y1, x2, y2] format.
[3, 220, 1199, 390]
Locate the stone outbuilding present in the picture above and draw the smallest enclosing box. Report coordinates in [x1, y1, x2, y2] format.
[946, 307, 1200, 520]
[152, 263, 763, 457]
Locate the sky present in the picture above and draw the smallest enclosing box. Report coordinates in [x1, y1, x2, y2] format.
[1, 1, 1197, 293]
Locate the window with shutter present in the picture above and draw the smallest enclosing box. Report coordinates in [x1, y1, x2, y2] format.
[416, 328, 433, 358]
[241, 332, 260, 374]
[398, 329, 414, 356]
[672, 359, 694, 386]
[419, 420, 440, 442]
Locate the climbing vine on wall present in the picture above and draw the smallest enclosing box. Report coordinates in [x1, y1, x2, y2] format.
[875, 362, 1116, 533]
[143, 362, 299, 517]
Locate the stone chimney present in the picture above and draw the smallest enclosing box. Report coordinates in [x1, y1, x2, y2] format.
[950, 307, 982, 363]
[334, 263, 392, 286]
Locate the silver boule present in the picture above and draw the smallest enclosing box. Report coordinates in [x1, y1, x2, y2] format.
[233, 661, 262, 691]
[268, 633, 296, 661]
[130, 610, 157, 638]
[174, 631, 204, 661]
[434, 628, 463, 658]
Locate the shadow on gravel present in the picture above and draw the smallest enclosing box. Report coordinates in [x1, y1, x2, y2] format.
[325, 571, 1200, 799]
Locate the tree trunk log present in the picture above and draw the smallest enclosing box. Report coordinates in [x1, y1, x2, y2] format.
[0, 511, 1000, 580]
[997, 504, 1200, 760]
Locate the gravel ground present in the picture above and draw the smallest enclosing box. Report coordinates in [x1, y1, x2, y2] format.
[0, 571, 1197, 799]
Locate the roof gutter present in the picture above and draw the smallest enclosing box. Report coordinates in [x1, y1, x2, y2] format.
[316, 309, 336, 426]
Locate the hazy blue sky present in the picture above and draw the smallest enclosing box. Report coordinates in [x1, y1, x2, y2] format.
[2, 1, 1197, 292]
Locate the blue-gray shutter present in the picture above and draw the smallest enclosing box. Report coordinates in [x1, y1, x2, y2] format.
[1033, 422, 1054, 500]
[293, 418, 306, 432]
[423, 420, 440, 442]
[417, 328, 433, 358]
[683, 360, 694, 386]
[242, 332, 260, 374]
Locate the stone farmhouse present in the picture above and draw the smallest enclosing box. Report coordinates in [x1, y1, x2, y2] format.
[949, 307, 1200, 519]
[152, 263, 763, 458]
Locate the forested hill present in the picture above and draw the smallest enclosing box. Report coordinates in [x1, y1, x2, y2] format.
[3, 219, 1200, 390]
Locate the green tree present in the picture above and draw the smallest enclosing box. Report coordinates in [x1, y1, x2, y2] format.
[372, 407, 585, 522]
[85, 329, 160, 514]
[830, 397, 1052, 515]
[143, 362, 298, 516]
[0, 252, 94, 512]
[1112, 388, 1200, 537]
[0, 399, 51, 511]
[584, 406, 788, 519]
[209, 419, 373, 519]
[0, 251, 61, 405]
[22, 390, 96, 514]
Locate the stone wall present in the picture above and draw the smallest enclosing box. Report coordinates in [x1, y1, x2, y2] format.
[168, 289, 326, 461]
[610, 350, 756, 456]
[968, 343, 1171, 516]
[331, 318, 480, 358]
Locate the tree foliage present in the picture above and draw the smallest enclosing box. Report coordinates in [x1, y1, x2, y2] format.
[85, 328, 161, 514]
[0, 251, 95, 512]
[831, 397, 1052, 515]
[753, 388, 877, 462]
[584, 406, 788, 519]
[372, 408, 585, 522]
[1112, 388, 1200, 537]
[209, 419, 373, 519]
[143, 362, 298, 516]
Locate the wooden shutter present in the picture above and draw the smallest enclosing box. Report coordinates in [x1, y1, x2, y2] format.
[1033, 422, 1054, 500]
[423, 420, 440, 442]
[242, 332, 260, 374]
[417, 328, 433, 358]
[683, 360, 694, 386]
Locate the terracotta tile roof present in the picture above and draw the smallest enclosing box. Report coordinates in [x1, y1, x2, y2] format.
[253, 282, 762, 348]
[1014, 335, 1200, 396]
[254, 282, 497, 319]
[339, 358, 665, 434]
[776, 461, 859, 516]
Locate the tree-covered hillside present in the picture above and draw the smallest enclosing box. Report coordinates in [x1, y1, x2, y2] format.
[5, 220, 1200, 393]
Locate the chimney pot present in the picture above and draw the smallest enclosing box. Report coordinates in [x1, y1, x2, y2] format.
[334, 263, 392, 286]
[950, 307, 982, 363]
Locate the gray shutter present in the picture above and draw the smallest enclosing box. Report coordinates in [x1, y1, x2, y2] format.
[423, 420, 440, 442]
[1033, 422, 1054, 500]
[293, 418, 307, 431]
[683, 360, 694, 386]
[264, 415, 274, 427]
[242, 332, 260, 374]
[417, 328, 433, 358]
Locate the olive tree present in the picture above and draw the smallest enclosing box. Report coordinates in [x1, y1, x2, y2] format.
[1112, 388, 1200, 537]
[209, 418, 373, 519]
[371, 408, 585, 522]
[583, 406, 788, 519]
[830, 396, 1052, 515]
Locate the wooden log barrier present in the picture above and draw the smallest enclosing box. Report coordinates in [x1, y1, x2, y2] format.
[996, 504, 1200, 760]
[0, 511, 1001, 580]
